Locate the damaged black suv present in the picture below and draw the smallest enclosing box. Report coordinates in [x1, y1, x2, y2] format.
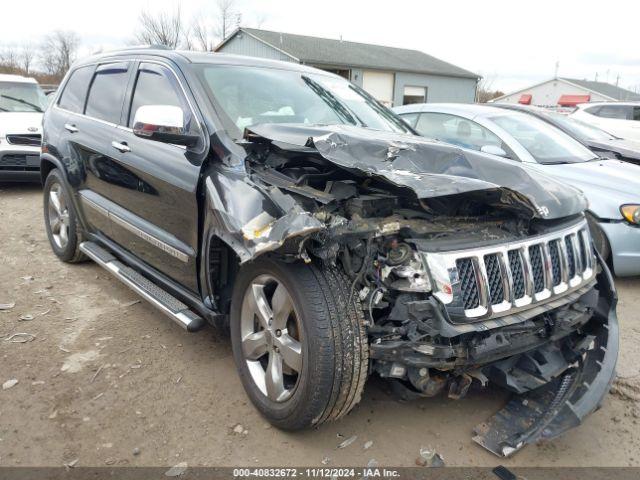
[41, 48, 618, 456]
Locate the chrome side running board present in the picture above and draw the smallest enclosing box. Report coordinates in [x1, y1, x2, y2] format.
[79, 241, 205, 332]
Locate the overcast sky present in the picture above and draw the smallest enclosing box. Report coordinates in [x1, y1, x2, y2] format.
[3, 0, 639, 93]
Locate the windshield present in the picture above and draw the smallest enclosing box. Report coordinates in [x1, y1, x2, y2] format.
[547, 113, 617, 142]
[491, 113, 597, 164]
[196, 65, 411, 137]
[0, 82, 48, 112]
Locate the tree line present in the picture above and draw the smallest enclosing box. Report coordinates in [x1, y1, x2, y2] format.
[0, 0, 259, 84]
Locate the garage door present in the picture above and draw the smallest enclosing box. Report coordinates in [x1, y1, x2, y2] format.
[362, 71, 394, 106]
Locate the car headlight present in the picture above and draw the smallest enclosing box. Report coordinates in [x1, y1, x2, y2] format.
[620, 204, 640, 225]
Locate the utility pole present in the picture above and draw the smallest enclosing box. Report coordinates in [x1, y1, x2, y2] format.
[554, 60, 559, 78]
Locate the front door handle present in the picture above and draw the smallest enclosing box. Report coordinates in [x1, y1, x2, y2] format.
[111, 141, 131, 153]
[64, 123, 78, 133]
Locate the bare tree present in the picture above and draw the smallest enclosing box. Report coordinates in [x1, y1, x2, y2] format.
[190, 17, 216, 51]
[475, 75, 505, 103]
[40, 30, 80, 78]
[0, 45, 19, 72]
[134, 7, 184, 49]
[19, 44, 36, 75]
[214, 0, 238, 42]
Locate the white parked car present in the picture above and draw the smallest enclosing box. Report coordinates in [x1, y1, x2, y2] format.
[0, 74, 47, 182]
[571, 102, 640, 142]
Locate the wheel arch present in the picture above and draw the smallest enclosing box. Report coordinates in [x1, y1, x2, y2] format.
[40, 153, 66, 185]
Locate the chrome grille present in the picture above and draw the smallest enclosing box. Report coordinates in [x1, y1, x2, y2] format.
[424, 219, 595, 321]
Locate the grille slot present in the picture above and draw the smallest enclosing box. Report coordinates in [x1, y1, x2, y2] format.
[6, 134, 41, 146]
[529, 244, 545, 293]
[456, 258, 479, 310]
[565, 236, 576, 278]
[484, 254, 504, 305]
[577, 232, 587, 271]
[508, 250, 525, 299]
[548, 241, 562, 286]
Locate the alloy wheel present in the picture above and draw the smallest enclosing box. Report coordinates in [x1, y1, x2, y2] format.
[240, 274, 303, 402]
[47, 182, 70, 249]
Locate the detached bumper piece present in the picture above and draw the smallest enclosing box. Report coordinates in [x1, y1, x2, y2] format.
[473, 263, 619, 457]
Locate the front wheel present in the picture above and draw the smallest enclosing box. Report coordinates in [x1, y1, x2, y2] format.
[230, 258, 368, 430]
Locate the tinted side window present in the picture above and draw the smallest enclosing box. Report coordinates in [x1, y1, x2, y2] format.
[595, 105, 631, 120]
[85, 63, 130, 124]
[58, 66, 94, 113]
[128, 64, 183, 127]
[633, 107, 640, 121]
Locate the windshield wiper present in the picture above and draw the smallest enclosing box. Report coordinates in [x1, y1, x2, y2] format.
[0, 94, 43, 112]
[301, 76, 364, 127]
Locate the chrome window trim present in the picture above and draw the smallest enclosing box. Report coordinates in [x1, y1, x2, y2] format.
[422, 218, 595, 321]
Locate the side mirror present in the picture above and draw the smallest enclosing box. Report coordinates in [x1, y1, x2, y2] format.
[480, 145, 508, 158]
[133, 105, 199, 147]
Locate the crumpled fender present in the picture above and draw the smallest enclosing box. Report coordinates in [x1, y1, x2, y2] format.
[204, 165, 323, 263]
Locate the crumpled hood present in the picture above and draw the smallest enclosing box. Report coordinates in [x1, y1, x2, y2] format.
[246, 123, 588, 220]
[586, 138, 640, 162]
[531, 159, 640, 219]
[0, 111, 42, 135]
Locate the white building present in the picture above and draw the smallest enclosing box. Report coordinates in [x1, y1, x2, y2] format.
[492, 77, 640, 107]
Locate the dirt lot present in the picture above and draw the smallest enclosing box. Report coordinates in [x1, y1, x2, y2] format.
[1, 183, 640, 468]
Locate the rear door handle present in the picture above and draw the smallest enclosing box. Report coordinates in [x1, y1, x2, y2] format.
[111, 141, 131, 153]
[64, 123, 78, 133]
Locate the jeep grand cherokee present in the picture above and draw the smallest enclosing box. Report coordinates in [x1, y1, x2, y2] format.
[40, 48, 618, 456]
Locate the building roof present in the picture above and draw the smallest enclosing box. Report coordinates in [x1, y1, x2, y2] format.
[217, 28, 479, 79]
[560, 77, 640, 101]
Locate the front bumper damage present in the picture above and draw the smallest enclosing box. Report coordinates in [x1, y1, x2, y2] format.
[472, 253, 618, 456]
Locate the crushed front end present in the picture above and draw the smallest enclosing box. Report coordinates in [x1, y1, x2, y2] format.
[222, 124, 618, 455]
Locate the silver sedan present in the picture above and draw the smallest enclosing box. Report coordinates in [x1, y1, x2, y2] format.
[394, 103, 640, 276]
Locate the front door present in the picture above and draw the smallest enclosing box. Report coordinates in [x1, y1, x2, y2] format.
[104, 61, 204, 292]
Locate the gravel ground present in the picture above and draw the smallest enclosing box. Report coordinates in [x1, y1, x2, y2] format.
[1, 183, 640, 468]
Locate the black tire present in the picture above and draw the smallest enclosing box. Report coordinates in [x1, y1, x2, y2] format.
[43, 168, 86, 263]
[230, 258, 368, 430]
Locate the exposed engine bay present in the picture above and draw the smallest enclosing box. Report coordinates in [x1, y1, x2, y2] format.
[205, 123, 618, 456]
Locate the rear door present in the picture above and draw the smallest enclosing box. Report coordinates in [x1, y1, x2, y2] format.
[55, 62, 134, 236]
[104, 61, 203, 291]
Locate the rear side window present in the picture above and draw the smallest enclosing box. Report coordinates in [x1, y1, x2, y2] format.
[594, 105, 631, 120]
[128, 63, 183, 127]
[634, 107, 640, 121]
[58, 66, 94, 113]
[85, 63, 130, 124]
